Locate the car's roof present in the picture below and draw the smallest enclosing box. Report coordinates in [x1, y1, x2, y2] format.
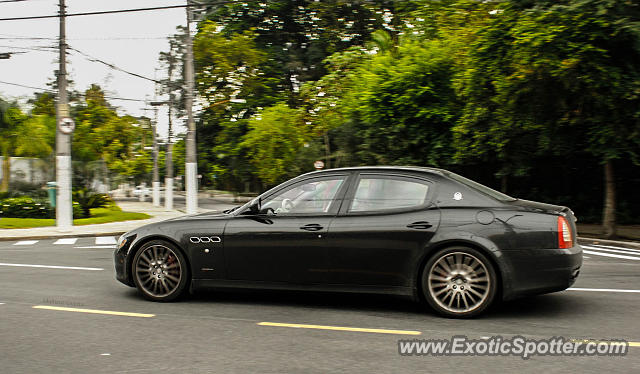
[300, 165, 448, 177]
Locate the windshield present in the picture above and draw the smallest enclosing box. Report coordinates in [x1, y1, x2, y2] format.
[444, 171, 517, 202]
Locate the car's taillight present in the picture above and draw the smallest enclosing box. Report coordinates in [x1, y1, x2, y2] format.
[557, 216, 573, 249]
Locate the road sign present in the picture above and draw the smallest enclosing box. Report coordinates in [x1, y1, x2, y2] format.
[58, 117, 75, 134]
[314, 160, 325, 170]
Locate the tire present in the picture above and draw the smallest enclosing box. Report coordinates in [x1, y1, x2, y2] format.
[132, 240, 189, 302]
[421, 246, 497, 318]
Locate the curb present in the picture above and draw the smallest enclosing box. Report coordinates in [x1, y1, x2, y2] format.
[577, 237, 640, 249]
[0, 231, 127, 242]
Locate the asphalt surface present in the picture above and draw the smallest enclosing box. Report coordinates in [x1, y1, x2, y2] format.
[1, 238, 640, 373]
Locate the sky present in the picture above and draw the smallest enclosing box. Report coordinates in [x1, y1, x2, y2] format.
[0, 0, 190, 139]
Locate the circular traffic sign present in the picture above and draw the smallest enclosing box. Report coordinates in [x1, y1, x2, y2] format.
[58, 117, 75, 134]
[314, 160, 325, 170]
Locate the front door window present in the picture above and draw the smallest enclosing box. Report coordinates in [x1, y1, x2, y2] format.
[261, 177, 346, 215]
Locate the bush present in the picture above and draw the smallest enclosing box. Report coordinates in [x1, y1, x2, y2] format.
[72, 189, 110, 218]
[9, 181, 48, 198]
[0, 197, 54, 218]
[0, 197, 86, 219]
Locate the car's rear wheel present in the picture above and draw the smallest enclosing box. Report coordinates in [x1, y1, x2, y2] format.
[421, 247, 497, 318]
[132, 240, 189, 302]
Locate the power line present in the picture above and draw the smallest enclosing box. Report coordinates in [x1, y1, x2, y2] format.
[0, 33, 171, 40]
[0, 80, 48, 91]
[0, 79, 147, 102]
[0, 1, 234, 22]
[0, 36, 52, 40]
[0, 44, 55, 52]
[68, 46, 159, 83]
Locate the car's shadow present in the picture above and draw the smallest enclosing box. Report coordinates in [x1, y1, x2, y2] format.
[189, 288, 424, 314]
[180, 287, 581, 319]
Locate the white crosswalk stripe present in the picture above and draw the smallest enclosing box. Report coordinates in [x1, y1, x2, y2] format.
[589, 244, 640, 253]
[53, 238, 78, 245]
[8, 237, 118, 247]
[582, 244, 640, 261]
[582, 245, 640, 256]
[74, 246, 117, 249]
[95, 236, 117, 245]
[13, 240, 38, 246]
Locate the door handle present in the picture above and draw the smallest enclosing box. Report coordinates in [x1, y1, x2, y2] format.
[300, 223, 323, 231]
[407, 221, 433, 230]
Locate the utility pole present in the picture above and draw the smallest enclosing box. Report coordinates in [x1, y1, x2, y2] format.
[56, 0, 73, 230]
[184, 0, 198, 215]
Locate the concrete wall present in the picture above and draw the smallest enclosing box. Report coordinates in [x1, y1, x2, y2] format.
[0, 156, 52, 185]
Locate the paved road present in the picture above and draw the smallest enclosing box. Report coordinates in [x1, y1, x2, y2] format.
[1, 238, 639, 373]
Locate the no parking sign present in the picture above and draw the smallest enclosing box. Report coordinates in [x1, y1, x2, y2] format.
[58, 117, 75, 134]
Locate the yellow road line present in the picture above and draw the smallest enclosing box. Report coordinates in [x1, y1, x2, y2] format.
[258, 322, 421, 335]
[33, 305, 155, 318]
[572, 339, 640, 347]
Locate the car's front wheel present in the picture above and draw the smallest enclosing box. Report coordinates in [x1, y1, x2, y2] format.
[421, 247, 497, 318]
[132, 240, 189, 302]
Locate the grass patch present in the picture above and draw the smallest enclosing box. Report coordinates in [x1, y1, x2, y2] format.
[0, 205, 151, 229]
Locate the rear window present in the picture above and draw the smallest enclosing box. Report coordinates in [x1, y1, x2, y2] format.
[444, 172, 516, 202]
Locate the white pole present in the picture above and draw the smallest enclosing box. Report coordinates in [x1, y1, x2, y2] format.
[184, 0, 198, 215]
[152, 181, 161, 207]
[165, 177, 173, 211]
[56, 0, 72, 231]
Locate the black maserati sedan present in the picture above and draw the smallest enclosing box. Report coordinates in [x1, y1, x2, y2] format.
[114, 166, 582, 317]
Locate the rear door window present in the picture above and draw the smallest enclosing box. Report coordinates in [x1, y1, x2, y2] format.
[349, 176, 430, 212]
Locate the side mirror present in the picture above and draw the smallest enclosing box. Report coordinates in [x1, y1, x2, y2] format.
[247, 197, 261, 214]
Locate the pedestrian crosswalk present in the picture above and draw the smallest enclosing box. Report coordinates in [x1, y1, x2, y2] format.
[53, 238, 77, 245]
[582, 244, 640, 261]
[13, 240, 38, 246]
[12, 236, 119, 248]
[95, 236, 117, 245]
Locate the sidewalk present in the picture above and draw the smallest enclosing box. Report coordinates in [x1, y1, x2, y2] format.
[0, 201, 186, 241]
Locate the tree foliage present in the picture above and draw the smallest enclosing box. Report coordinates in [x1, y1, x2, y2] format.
[241, 103, 310, 185]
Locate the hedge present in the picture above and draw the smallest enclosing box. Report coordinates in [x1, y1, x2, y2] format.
[0, 197, 85, 219]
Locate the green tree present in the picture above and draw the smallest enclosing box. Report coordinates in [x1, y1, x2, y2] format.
[240, 103, 310, 185]
[192, 21, 268, 190]
[455, 0, 640, 238]
[72, 85, 152, 184]
[327, 36, 462, 167]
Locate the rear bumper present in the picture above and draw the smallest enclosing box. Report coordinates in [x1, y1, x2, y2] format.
[500, 244, 582, 300]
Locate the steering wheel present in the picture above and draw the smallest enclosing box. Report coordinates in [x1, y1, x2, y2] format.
[281, 198, 294, 212]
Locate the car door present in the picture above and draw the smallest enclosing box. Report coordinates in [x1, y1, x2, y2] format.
[223, 173, 351, 284]
[326, 173, 441, 288]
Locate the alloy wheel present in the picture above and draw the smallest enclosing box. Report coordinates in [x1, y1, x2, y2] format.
[427, 251, 491, 314]
[134, 244, 183, 298]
